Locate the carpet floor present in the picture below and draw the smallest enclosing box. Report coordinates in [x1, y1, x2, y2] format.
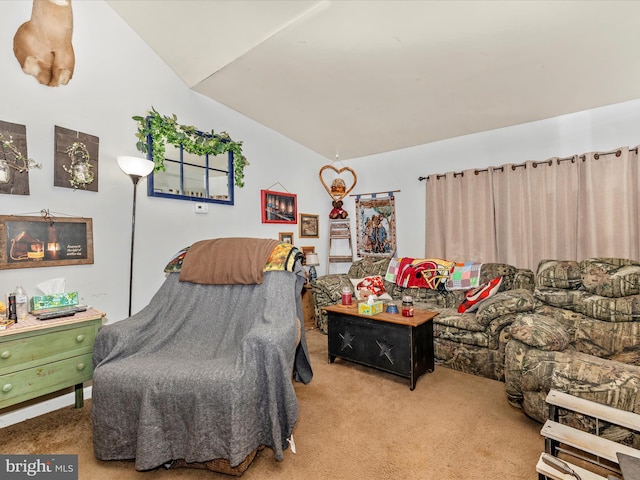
[0, 328, 543, 479]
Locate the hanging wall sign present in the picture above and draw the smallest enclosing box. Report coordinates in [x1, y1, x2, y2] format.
[0, 214, 94, 270]
[54, 126, 99, 191]
[0, 120, 35, 196]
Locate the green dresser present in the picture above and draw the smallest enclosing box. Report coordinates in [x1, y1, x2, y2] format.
[0, 309, 104, 410]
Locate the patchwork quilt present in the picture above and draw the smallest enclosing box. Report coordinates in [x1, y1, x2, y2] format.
[385, 257, 482, 291]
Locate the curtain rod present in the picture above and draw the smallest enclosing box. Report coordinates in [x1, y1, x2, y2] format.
[349, 189, 400, 197]
[418, 146, 638, 181]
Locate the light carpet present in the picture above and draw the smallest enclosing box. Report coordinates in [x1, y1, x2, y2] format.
[0, 329, 543, 479]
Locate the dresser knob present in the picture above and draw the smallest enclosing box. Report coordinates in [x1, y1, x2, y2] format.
[76, 334, 85, 343]
[0, 351, 10, 359]
[2, 383, 12, 393]
[77, 363, 86, 371]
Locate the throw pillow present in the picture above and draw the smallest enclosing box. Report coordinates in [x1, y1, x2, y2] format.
[476, 289, 536, 326]
[458, 276, 503, 313]
[350, 275, 393, 301]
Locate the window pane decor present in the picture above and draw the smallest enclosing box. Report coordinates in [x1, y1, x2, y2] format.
[355, 195, 396, 257]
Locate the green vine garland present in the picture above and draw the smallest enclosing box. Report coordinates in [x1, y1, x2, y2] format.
[132, 108, 248, 187]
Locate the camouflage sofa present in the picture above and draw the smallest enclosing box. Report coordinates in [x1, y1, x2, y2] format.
[311, 256, 535, 381]
[505, 258, 640, 424]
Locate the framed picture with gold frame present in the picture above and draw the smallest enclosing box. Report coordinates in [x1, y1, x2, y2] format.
[299, 213, 319, 238]
[278, 232, 294, 244]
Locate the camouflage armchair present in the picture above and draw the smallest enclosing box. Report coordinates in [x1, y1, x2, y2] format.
[504, 258, 640, 423]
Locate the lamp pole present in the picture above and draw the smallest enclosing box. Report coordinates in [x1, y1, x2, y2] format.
[127, 174, 142, 317]
[117, 156, 154, 318]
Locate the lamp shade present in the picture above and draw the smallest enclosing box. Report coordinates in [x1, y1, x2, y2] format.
[117, 156, 154, 177]
[305, 253, 320, 266]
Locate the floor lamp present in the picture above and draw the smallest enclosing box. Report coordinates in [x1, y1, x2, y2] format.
[117, 155, 154, 317]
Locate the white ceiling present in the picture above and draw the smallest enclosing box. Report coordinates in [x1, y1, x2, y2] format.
[106, 0, 640, 161]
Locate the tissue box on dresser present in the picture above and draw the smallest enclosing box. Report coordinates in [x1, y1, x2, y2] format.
[30, 291, 79, 311]
[358, 300, 383, 316]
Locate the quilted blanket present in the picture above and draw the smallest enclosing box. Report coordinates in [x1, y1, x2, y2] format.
[92, 266, 312, 471]
[446, 261, 483, 290]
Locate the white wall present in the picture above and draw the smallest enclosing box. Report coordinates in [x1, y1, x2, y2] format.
[0, 0, 327, 425]
[344, 99, 640, 258]
[0, 0, 328, 319]
[2, 0, 640, 425]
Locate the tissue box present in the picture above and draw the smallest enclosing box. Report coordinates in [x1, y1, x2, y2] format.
[358, 300, 383, 316]
[30, 292, 79, 312]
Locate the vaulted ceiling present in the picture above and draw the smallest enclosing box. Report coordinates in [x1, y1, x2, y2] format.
[107, 0, 640, 160]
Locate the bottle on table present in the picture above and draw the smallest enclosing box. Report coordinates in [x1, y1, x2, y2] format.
[13, 286, 28, 322]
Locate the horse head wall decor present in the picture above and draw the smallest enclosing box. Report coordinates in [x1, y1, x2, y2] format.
[13, 0, 75, 87]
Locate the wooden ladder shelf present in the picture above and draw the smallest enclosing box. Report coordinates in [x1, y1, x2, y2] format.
[328, 218, 353, 265]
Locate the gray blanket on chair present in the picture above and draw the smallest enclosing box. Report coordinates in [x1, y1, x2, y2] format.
[91, 270, 311, 471]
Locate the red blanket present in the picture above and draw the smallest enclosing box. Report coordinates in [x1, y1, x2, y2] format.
[396, 258, 454, 291]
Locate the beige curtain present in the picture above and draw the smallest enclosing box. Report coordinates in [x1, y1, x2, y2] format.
[425, 168, 497, 263]
[492, 158, 579, 270]
[577, 147, 640, 260]
[425, 145, 640, 271]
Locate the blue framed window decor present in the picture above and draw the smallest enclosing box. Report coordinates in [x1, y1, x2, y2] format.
[147, 140, 235, 205]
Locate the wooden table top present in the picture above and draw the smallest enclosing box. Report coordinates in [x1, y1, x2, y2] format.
[0, 308, 106, 337]
[322, 303, 438, 327]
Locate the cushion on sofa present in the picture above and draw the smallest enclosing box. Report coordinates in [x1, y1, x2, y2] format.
[509, 313, 570, 351]
[475, 289, 537, 326]
[538, 286, 640, 322]
[457, 276, 502, 313]
[580, 257, 640, 298]
[432, 308, 486, 332]
[347, 257, 391, 279]
[534, 287, 587, 314]
[536, 259, 582, 289]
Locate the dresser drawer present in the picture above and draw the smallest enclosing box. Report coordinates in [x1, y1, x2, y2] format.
[0, 352, 93, 409]
[0, 324, 96, 375]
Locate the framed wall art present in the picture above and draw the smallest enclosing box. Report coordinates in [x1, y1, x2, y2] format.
[261, 189, 297, 224]
[0, 214, 94, 270]
[278, 232, 294, 244]
[299, 213, 319, 238]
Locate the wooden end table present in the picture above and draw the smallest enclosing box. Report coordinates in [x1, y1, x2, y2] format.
[322, 303, 438, 390]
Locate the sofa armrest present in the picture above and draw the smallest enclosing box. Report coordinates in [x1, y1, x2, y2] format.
[310, 274, 353, 309]
[509, 312, 570, 351]
[310, 274, 354, 334]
